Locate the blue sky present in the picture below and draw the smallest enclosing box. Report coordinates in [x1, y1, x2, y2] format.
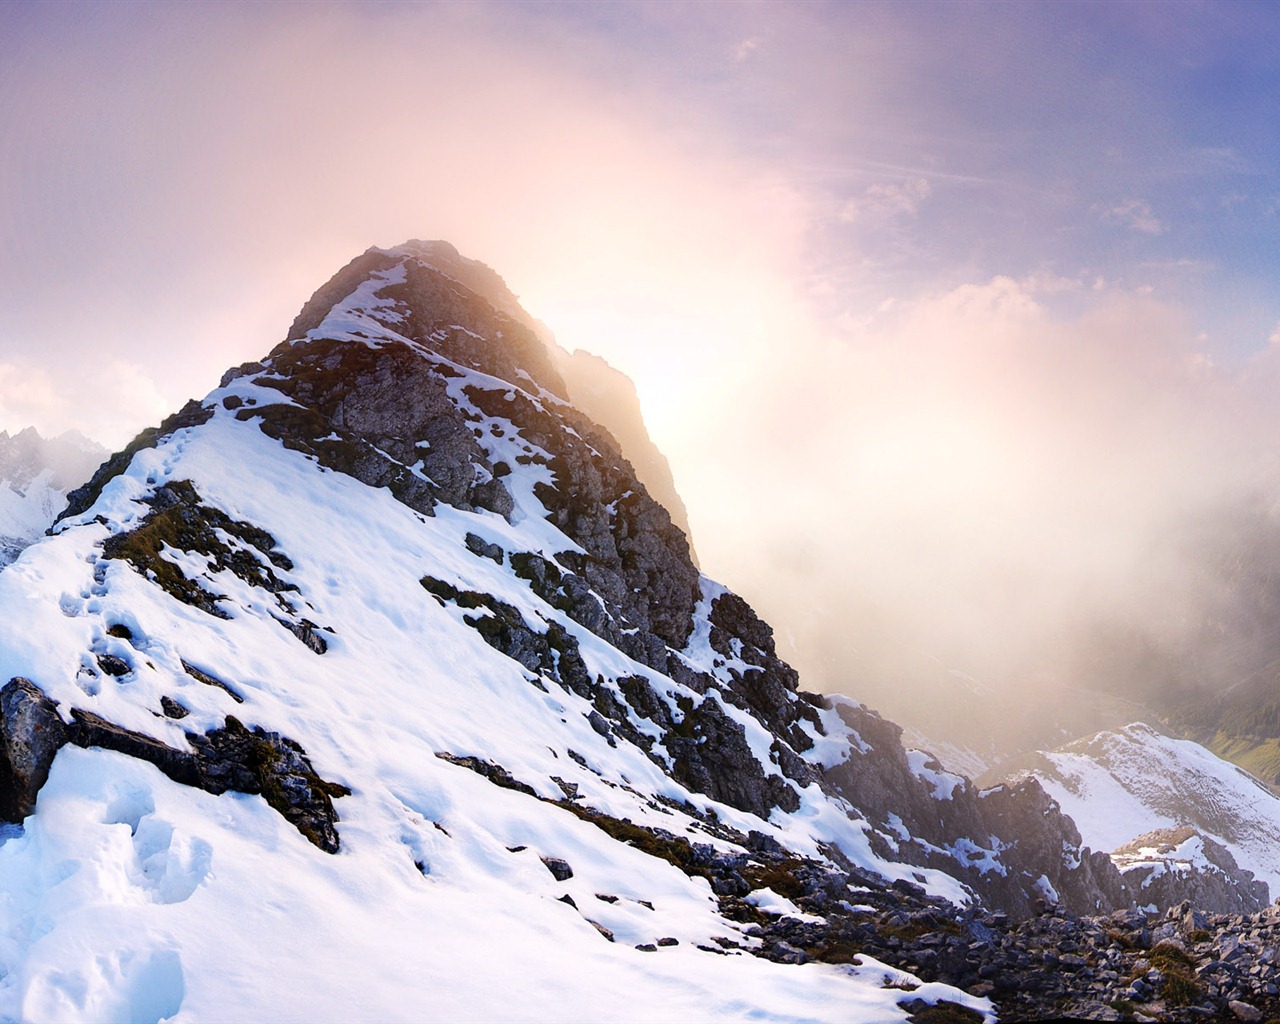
[3, 0, 1280, 704]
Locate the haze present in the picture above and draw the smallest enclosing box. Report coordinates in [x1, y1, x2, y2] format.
[4, 1, 1280, 754]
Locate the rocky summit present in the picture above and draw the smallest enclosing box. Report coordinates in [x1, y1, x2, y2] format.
[0, 240, 1275, 1022]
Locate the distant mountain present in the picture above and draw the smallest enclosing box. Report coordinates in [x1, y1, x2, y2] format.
[0, 427, 105, 567]
[1019, 722, 1280, 902]
[0, 240, 1269, 1021]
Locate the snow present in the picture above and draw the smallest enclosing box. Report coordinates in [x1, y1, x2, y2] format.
[1112, 834, 1217, 887]
[907, 749, 964, 801]
[302, 262, 410, 348]
[0, 390, 990, 1022]
[947, 837, 1007, 877]
[746, 887, 826, 924]
[1033, 874, 1060, 903]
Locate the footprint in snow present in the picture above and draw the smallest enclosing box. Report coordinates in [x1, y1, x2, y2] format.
[105, 785, 213, 905]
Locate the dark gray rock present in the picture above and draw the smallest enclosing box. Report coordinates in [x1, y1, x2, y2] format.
[435, 752, 538, 797]
[541, 856, 573, 881]
[465, 533, 503, 564]
[160, 696, 189, 720]
[0, 690, 349, 853]
[0, 677, 70, 820]
[95, 654, 132, 678]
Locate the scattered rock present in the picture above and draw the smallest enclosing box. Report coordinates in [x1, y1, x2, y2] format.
[541, 856, 573, 881]
[160, 696, 189, 719]
[96, 654, 132, 678]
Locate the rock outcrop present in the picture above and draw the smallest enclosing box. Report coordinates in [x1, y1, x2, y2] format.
[551, 346, 697, 562]
[0, 678, 68, 820]
[1113, 827, 1270, 914]
[0, 677, 348, 851]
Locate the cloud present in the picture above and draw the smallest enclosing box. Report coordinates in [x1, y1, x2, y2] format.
[662, 265, 1280, 752]
[0, 363, 61, 434]
[1101, 198, 1165, 235]
[838, 177, 932, 221]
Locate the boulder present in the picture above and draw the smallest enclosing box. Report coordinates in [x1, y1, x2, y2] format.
[0, 677, 69, 820]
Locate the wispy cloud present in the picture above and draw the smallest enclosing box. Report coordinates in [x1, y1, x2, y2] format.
[1100, 198, 1165, 235]
[733, 36, 761, 62]
[838, 177, 932, 221]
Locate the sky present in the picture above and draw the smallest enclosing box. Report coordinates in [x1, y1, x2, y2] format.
[5, 0, 1280, 743]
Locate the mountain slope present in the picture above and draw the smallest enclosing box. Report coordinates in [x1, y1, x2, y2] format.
[0, 240, 1260, 1022]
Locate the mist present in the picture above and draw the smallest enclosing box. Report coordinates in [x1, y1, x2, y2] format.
[680, 277, 1280, 756]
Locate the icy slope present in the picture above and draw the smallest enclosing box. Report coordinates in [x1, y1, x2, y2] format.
[1021, 723, 1280, 896]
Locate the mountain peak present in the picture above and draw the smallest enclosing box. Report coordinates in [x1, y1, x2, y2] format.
[281, 240, 567, 402]
[5, 242, 1276, 1021]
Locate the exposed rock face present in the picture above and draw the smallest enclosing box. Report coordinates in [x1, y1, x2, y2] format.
[228, 243, 703, 665]
[1113, 827, 1270, 914]
[286, 245, 566, 400]
[0, 678, 69, 820]
[551, 346, 697, 562]
[0, 679, 347, 851]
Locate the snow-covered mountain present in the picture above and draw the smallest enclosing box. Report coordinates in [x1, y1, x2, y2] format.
[0, 428, 105, 568]
[0, 240, 1265, 1022]
[1020, 723, 1280, 904]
